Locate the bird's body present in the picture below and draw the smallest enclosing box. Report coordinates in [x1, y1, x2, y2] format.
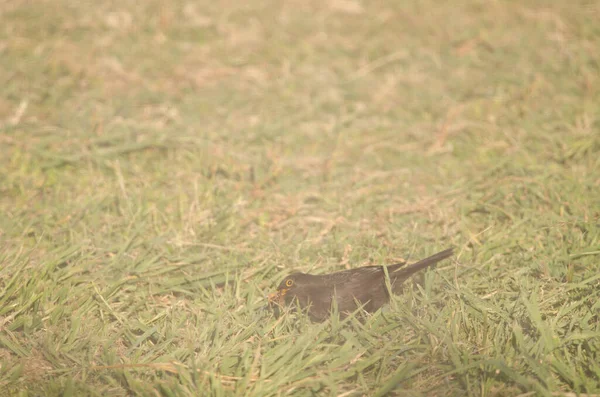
[269, 248, 453, 321]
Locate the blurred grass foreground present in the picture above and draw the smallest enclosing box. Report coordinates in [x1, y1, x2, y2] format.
[1, 0, 600, 395]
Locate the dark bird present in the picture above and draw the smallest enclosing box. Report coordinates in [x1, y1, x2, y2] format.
[268, 248, 453, 321]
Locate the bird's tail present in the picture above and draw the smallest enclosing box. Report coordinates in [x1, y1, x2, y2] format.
[388, 248, 454, 282]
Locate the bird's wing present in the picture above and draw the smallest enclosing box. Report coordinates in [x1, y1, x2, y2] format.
[326, 267, 385, 308]
[320, 267, 381, 286]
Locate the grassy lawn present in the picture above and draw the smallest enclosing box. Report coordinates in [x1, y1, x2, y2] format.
[1, 0, 599, 395]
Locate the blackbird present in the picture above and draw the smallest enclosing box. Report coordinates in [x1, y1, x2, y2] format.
[268, 248, 453, 321]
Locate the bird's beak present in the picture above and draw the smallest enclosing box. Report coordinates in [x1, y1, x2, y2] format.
[267, 289, 289, 305]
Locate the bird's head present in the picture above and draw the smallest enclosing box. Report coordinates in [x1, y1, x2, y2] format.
[267, 273, 312, 306]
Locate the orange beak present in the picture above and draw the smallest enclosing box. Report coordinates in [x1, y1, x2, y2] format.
[267, 289, 289, 305]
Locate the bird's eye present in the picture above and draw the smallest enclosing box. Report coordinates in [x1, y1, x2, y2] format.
[285, 279, 294, 287]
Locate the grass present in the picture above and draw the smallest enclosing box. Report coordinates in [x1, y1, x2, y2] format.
[1, 0, 599, 395]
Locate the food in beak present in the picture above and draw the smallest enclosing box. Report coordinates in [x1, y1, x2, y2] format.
[267, 289, 288, 305]
[267, 291, 279, 302]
